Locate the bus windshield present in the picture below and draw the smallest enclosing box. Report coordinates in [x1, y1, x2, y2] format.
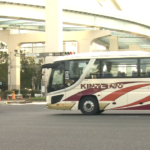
[51, 69, 64, 92]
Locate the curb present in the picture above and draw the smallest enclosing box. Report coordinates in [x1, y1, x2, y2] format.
[3, 100, 46, 104]
[5, 100, 26, 104]
[0, 100, 46, 105]
[26, 101, 46, 103]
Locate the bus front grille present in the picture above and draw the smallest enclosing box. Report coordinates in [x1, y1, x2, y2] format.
[51, 95, 64, 104]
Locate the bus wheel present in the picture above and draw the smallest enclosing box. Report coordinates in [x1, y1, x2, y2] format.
[80, 97, 99, 115]
[97, 110, 104, 114]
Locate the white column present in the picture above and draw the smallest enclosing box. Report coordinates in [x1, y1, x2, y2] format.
[129, 45, 139, 50]
[45, 0, 63, 53]
[8, 48, 20, 92]
[109, 36, 118, 51]
[63, 42, 66, 52]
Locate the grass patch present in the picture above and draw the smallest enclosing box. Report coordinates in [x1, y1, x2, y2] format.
[26, 97, 46, 101]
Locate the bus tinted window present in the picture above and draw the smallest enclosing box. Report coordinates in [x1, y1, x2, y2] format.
[102, 59, 138, 77]
[86, 60, 100, 79]
[51, 69, 64, 90]
[65, 60, 89, 86]
[69, 60, 89, 78]
[48, 62, 65, 92]
[140, 59, 150, 77]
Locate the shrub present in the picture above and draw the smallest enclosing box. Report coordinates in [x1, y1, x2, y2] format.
[20, 89, 28, 98]
[30, 90, 41, 97]
[20, 89, 41, 98]
[0, 91, 3, 99]
[11, 89, 19, 94]
[0, 90, 11, 99]
[26, 97, 46, 101]
[31, 90, 34, 97]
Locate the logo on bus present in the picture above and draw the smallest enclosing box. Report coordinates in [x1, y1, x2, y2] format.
[81, 83, 123, 89]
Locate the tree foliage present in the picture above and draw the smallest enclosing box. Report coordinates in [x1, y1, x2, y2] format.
[20, 53, 43, 90]
[0, 51, 43, 91]
[0, 52, 8, 90]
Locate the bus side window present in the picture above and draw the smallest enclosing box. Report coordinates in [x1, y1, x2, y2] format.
[102, 59, 138, 78]
[140, 58, 150, 77]
[86, 60, 100, 79]
[66, 60, 89, 85]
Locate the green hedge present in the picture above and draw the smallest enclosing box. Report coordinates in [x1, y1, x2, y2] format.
[20, 89, 28, 98]
[11, 89, 19, 94]
[0, 90, 11, 99]
[29, 90, 41, 97]
[0, 89, 41, 99]
[26, 97, 46, 101]
[20, 89, 41, 98]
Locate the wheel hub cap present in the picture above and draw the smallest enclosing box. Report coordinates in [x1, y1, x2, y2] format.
[83, 101, 94, 112]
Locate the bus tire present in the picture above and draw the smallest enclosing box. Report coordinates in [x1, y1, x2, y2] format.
[80, 97, 99, 115]
[97, 110, 104, 114]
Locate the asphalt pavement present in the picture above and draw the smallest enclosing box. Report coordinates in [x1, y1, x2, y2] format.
[0, 104, 150, 150]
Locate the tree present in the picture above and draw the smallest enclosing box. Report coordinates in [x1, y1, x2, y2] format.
[20, 54, 33, 89]
[0, 50, 43, 91]
[32, 59, 43, 90]
[20, 52, 43, 90]
[0, 52, 8, 90]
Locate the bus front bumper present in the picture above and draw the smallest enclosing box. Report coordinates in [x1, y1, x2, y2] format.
[46, 103, 75, 110]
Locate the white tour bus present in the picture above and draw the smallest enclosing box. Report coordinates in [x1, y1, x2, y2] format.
[42, 51, 150, 115]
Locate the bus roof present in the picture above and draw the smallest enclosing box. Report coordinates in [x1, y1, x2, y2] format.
[55, 51, 150, 62]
